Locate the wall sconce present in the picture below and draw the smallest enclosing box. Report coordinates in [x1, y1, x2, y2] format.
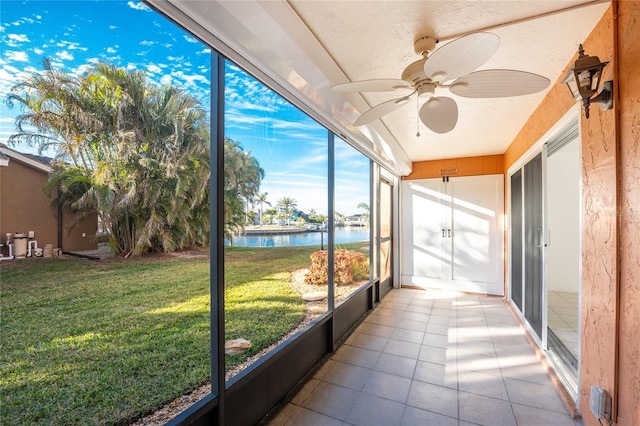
[563, 44, 613, 119]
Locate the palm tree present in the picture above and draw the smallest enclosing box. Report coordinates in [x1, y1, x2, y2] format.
[263, 207, 277, 226]
[255, 192, 271, 226]
[277, 197, 297, 226]
[9, 61, 211, 256]
[357, 202, 370, 225]
[224, 138, 264, 239]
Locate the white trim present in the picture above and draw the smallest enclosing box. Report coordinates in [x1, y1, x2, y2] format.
[0, 146, 52, 173]
[507, 105, 580, 176]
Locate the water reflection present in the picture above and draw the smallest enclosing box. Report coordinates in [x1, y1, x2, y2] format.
[228, 227, 369, 247]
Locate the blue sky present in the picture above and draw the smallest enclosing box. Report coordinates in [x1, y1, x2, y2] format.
[0, 0, 369, 215]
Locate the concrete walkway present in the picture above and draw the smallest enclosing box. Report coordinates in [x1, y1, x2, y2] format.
[269, 288, 580, 426]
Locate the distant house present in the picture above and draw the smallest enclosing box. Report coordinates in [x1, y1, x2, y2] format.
[0, 144, 98, 254]
[344, 214, 367, 226]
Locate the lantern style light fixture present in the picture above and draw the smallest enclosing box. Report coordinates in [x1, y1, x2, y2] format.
[563, 44, 613, 119]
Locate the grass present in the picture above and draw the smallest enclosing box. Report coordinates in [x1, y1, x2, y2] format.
[0, 243, 367, 425]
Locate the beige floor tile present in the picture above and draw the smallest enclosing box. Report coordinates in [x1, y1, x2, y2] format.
[271, 289, 575, 426]
[400, 406, 458, 426]
[285, 406, 344, 426]
[345, 393, 405, 426]
[338, 345, 382, 369]
[300, 381, 359, 421]
[511, 402, 580, 426]
[457, 370, 508, 400]
[504, 378, 567, 413]
[324, 361, 372, 391]
[268, 403, 299, 426]
[406, 381, 458, 418]
[413, 360, 457, 389]
[383, 338, 422, 359]
[363, 370, 412, 403]
[374, 353, 417, 378]
[391, 327, 425, 344]
[458, 391, 516, 426]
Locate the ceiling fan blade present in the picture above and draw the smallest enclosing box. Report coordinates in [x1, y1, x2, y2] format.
[353, 95, 412, 126]
[419, 96, 458, 134]
[330, 79, 412, 93]
[449, 69, 550, 98]
[424, 32, 500, 82]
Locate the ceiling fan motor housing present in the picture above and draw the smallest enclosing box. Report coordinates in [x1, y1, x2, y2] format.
[401, 59, 429, 85]
[414, 36, 437, 56]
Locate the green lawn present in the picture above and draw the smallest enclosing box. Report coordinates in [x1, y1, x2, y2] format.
[0, 245, 327, 426]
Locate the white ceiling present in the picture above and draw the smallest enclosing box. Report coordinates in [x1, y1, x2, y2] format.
[149, 0, 609, 175]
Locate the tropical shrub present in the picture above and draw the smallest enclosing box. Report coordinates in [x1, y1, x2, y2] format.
[304, 249, 369, 286]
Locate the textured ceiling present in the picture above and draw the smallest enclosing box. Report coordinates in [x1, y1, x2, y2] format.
[151, 0, 610, 173]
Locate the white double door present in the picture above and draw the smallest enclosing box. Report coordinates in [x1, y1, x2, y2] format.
[400, 174, 504, 295]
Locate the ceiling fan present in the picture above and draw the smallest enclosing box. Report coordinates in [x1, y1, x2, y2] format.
[331, 32, 550, 134]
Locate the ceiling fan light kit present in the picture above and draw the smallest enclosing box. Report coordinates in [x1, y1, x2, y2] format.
[330, 31, 551, 134]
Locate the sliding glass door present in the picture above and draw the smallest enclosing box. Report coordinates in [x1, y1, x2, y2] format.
[524, 153, 544, 339]
[509, 115, 581, 400]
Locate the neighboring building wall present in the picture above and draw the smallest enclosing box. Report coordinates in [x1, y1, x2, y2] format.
[61, 208, 98, 252]
[0, 158, 97, 253]
[0, 158, 59, 250]
[502, 2, 639, 425]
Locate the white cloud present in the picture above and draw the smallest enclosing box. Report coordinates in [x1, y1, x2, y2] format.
[183, 35, 198, 44]
[147, 64, 162, 73]
[56, 50, 74, 61]
[8, 34, 30, 43]
[5, 51, 29, 62]
[127, 1, 151, 12]
[196, 48, 211, 55]
[160, 75, 172, 85]
[106, 47, 117, 54]
[108, 25, 118, 30]
[33, 48, 43, 55]
[55, 40, 87, 51]
[140, 40, 155, 46]
[170, 70, 209, 88]
[126, 63, 137, 70]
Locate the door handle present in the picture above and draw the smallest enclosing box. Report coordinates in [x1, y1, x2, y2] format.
[442, 228, 446, 238]
[448, 229, 451, 238]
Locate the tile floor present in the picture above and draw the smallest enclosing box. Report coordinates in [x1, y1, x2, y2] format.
[547, 291, 579, 360]
[269, 288, 580, 426]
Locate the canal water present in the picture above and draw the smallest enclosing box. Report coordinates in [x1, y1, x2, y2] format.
[228, 227, 369, 248]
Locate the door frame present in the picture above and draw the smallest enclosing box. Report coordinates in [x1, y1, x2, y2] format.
[506, 106, 582, 402]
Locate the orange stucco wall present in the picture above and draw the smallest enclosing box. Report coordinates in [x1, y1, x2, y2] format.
[403, 154, 504, 180]
[578, 6, 618, 424]
[0, 158, 97, 253]
[500, 2, 639, 425]
[615, 2, 640, 425]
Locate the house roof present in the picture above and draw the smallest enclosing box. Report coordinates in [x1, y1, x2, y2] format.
[0, 143, 53, 173]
